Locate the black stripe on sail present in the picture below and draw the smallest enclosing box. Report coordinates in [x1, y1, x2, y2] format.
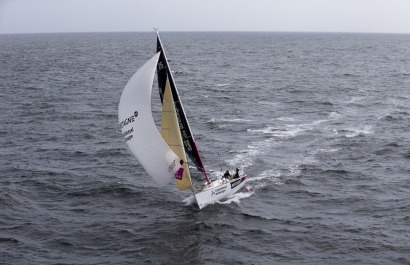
[156, 37, 167, 103]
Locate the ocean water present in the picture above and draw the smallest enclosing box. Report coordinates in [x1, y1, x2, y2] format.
[1, 32, 409, 264]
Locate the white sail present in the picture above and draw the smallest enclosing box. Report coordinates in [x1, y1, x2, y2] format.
[118, 52, 182, 187]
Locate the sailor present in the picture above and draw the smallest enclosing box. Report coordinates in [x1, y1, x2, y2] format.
[223, 170, 231, 179]
[234, 168, 240, 179]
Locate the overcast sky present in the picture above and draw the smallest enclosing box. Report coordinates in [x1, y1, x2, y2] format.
[1, 0, 410, 34]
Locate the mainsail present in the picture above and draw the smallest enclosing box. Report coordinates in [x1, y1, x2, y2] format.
[118, 52, 183, 187]
[156, 32, 211, 184]
[162, 77, 194, 191]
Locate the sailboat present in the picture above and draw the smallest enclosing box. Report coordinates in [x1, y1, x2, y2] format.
[118, 31, 248, 209]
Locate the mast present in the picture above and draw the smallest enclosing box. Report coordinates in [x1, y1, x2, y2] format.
[155, 31, 211, 184]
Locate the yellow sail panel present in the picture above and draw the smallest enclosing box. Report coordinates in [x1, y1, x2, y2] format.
[162, 78, 193, 191]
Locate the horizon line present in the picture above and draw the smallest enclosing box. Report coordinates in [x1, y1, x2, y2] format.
[1, 30, 410, 35]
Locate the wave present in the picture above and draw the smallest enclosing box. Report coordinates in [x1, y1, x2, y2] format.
[228, 116, 332, 168]
[0, 234, 20, 242]
[257, 101, 278, 106]
[328, 112, 341, 119]
[215, 190, 254, 206]
[276, 116, 295, 122]
[207, 117, 252, 124]
[247, 126, 304, 138]
[172, 70, 189, 76]
[248, 168, 282, 185]
[315, 147, 341, 153]
[378, 111, 409, 121]
[241, 212, 278, 220]
[215, 83, 231, 87]
[183, 194, 197, 207]
[344, 125, 374, 138]
[242, 168, 284, 192]
[248, 112, 340, 138]
[345, 96, 364, 103]
[66, 184, 139, 197]
[226, 139, 275, 168]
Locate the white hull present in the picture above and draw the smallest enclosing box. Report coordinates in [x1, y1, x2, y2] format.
[195, 176, 248, 209]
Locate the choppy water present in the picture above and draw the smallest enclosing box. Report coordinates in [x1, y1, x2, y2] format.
[1, 32, 410, 264]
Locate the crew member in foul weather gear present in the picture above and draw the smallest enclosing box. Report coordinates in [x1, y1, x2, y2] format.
[234, 168, 240, 179]
[223, 170, 231, 179]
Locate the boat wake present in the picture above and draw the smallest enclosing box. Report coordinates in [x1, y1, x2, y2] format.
[248, 168, 283, 185]
[182, 168, 285, 209]
[183, 194, 197, 207]
[227, 111, 344, 171]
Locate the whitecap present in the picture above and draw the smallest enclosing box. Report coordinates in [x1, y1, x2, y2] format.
[249, 168, 283, 185]
[345, 125, 374, 138]
[347, 96, 366, 103]
[215, 83, 231, 87]
[183, 194, 197, 206]
[288, 164, 301, 177]
[247, 126, 304, 138]
[220, 118, 252, 123]
[328, 112, 341, 119]
[276, 116, 295, 122]
[208, 117, 252, 124]
[257, 101, 278, 106]
[226, 146, 262, 168]
[316, 147, 341, 153]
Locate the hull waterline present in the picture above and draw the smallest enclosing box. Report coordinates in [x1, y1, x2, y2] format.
[195, 176, 248, 209]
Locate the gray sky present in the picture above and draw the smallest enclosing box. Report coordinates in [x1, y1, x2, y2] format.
[1, 0, 410, 34]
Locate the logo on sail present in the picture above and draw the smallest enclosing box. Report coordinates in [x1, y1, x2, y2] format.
[119, 110, 139, 129]
[123, 127, 134, 142]
[168, 160, 176, 172]
[174, 167, 184, 180]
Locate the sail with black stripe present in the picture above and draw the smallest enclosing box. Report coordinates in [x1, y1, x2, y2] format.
[156, 32, 210, 183]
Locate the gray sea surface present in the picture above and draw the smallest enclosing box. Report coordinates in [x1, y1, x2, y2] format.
[1, 32, 410, 264]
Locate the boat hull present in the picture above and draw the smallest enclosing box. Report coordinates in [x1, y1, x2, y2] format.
[195, 176, 248, 209]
